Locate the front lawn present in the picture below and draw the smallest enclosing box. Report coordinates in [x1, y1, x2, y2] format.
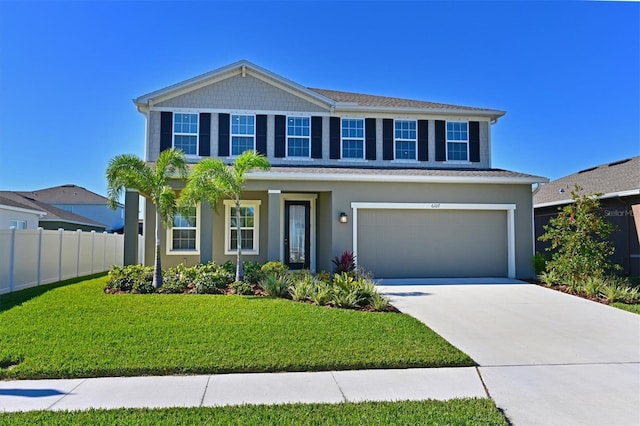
[0, 276, 473, 379]
[0, 399, 507, 425]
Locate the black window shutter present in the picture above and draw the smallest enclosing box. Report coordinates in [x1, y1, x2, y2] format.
[160, 112, 173, 153]
[256, 115, 267, 156]
[198, 113, 211, 156]
[417, 120, 428, 161]
[435, 120, 446, 161]
[382, 119, 393, 160]
[365, 118, 376, 160]
[329, 117, 340, 159]
[311, 116, 322, 159]
[274, 115, 286, 158]
[218, 113, 230, 157]
[469, 121, 480, 162]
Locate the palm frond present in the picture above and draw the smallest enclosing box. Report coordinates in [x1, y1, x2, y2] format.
[157, 186, 178, 227]
[105, 154, 153, 209]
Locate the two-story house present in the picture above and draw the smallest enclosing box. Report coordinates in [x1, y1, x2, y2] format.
[126, 60, 547, 279]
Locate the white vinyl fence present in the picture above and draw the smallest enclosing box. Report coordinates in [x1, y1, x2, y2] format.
[0, 228, 126, 294]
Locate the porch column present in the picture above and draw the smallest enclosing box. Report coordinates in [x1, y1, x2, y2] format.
[123, 189, 139, 265]
[267, 189, 281, 262]
[199, 201, 213, 263]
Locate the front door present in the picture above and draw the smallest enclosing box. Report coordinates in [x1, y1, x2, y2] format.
[284, 200, 310, 270]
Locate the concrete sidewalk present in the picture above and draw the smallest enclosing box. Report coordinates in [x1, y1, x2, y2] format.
[0, 367, 487, 412]
[379, 281, 640, 426]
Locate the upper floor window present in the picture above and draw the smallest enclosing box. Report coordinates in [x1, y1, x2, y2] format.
[394, 120, 417, 160]
[287, 117, 310, 158]
[174, 113, 198, 156]
[231, 114, 255, 156]
[446, 121, 469, 162]
[9, 220, 26, 229]
[168, 206, 198, 253]
[341, 118, 364, 159]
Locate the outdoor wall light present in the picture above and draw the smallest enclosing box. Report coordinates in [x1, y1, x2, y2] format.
[339, 212, 348, 223]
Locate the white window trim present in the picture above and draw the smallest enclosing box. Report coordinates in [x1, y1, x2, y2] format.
[230, 114, 256, 156]
[224, 199, 261, 256]
[286, 116, 312, 159]
[9, 220, 27, 229]
[166, 204, 200, 255]
[340, 117, 365, 160]
[394, 119, 418, 161]
[446, 120, 469, 162]
[173, 112, 199, 157]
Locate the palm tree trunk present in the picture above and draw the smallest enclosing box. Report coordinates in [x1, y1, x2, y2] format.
[152, 208, 163, 288]
[235, 196, 243, 282]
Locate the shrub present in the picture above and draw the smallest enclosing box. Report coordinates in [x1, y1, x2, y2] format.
[601, 277, 640, 304]
[231, 281, 253, 295]
[289, 274, 317, 302]
[243, 261, 264, 284]
[538, 185, 620, 284]
[316, 271, 331, 284]
[193, 270, 230, 294]
[310, 281, 332, 306]
[261, 260, 288, 277]
[132, 279, 155, 294]
[160, 264, 193, 294]
[538, 270, 558, 287]
[582, 276, 606, 298]
[106, 265, 153, 292]
[221, 260, 236, 276]
[332, 251, 355, 275]
[331, 288, 361, 309]
[260, 273, 290, 298]
[532, 252, 547, 275]
[370, 293, 391, 312]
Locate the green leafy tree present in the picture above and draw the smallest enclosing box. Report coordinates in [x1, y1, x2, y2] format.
[538, 185, 619, 284]
[180, 150, 270, 282]
[106, 148, 188, 288]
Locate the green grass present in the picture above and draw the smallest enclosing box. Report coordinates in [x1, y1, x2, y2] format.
[612, 303, 640, 314]
[0, 276, 473, 379]
[0, 399, 507, 425]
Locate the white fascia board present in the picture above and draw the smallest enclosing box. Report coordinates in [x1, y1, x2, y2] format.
[0, 204, 47, 217]
[333, 104, 506, 120]
[247, 171, 547, 185]
[534, 189, 640, 208]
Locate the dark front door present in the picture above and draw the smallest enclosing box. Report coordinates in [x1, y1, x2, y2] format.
[284, 200, 310, 270]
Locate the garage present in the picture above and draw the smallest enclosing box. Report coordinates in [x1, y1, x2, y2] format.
[352, 203, 515, 278]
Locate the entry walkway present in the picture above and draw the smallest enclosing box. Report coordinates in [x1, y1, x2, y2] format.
[0, 367, 486, 412]
[378, 280, 640, 426]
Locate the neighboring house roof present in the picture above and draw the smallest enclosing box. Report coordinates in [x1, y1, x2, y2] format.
[0, 195, 47, 216]
[18, 184, 121, 206]
[0, 191, 107, 228]
[248, 166, 546, 185]
[134, 59, 505, 120]
[534, 156, 640, 208]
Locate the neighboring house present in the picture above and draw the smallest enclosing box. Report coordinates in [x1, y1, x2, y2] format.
[17, 184, 125, 233]
[0, 195, 47, 230]
[0, 191, 107, 232]
[126, 60, 547, 279]
[534, 156, 640, 277]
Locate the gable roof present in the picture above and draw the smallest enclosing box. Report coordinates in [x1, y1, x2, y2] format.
[534, 156, 640, 207]
[134, 60, 505, 119]
[17, 184, 119, 206]
[0, 195, 47, 216]
[0, 191, 107, 228]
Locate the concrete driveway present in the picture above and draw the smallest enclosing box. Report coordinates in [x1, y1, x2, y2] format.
[378, 280, 640, 426]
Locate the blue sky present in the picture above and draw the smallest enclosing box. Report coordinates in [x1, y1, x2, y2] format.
[1, 1, 638, 197]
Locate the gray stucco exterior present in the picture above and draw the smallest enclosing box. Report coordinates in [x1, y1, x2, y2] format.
[128, 60, 546, 279]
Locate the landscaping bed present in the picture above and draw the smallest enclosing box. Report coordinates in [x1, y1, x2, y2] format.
[0, 275, 474, 380]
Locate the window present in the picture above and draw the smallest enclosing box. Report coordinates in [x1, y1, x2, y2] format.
[224, 200, 260, 255]
[9, 220, 26, 229]
[287, 116, 310, 158]
[341, 118, 364, 159]
[446, 121, 469, 161]
[173, 113, 198, 156]
[169, 206, 197, 252]
[394, 120, 417, 160]
[231, 114, 255, 155]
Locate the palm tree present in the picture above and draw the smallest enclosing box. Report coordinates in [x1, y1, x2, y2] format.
[106, 148, 188, 288]
[180, 150, 270, 282]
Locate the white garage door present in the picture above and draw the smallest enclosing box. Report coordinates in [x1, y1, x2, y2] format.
[356, 208, 508, 278]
